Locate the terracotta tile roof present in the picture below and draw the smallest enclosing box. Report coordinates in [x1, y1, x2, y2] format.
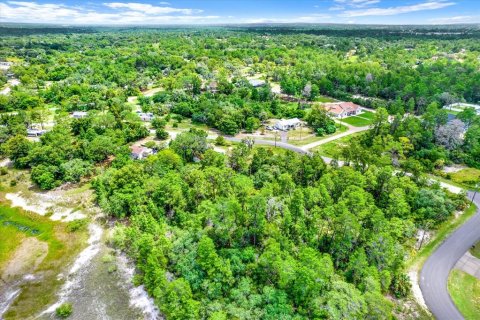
[323, 102, 361, 115]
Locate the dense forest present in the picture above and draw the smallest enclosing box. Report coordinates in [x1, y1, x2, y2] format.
[0, 25, 479, 319]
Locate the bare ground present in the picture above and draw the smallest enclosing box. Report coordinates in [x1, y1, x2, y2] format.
[1, 237, 48, 282]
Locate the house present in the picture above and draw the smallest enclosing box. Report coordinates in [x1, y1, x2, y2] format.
[72, 111, 88, 119]
[323, 102, 361, 118]
[130, 145, 153, 160]
[275, 118, 302, 131]
[249, 79, 266, 88]
[136, 111, 154, 121]
[27, 129, 47, 137]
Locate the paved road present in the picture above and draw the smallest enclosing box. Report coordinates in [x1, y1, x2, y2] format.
[420, 192, 480, 320]
[223, 136, 337, 164]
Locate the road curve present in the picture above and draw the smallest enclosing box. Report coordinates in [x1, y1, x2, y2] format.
[420, 192, 480, 320]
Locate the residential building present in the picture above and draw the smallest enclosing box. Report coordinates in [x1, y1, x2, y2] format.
[274, 118, 302, 131]
[323, 102, 362, 118]
[72, 111, 88, 119]
[136, 111, 154, 121]
[249, 79, 266, 87]
[130, 145, 153, 160]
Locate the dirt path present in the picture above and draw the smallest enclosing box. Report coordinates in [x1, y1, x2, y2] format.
[1, 237, 48, 282]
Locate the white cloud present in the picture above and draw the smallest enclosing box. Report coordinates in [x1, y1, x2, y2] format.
[244, 14, 332, 24]
[330, 0, 379, 11]
[340, 1, 455, 17]
[334, 0, 380, 7]
[0, 1, 219, 24]
[103, 2, 202, 15]
[428, 15, 479, 24]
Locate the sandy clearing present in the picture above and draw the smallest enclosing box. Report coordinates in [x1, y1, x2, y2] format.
[5, 192, 86, 222]
[1, 237, 48, 282]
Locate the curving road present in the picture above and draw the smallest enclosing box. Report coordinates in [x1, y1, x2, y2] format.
[420, 192, 480, 320]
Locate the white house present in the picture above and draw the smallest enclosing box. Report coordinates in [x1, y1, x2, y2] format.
[72, 111, 88, 119]
[27, 129, 47, 137]
[136, 111, 154, 121]
[275, 118, 302, 131]
[249, 79, 266, 88]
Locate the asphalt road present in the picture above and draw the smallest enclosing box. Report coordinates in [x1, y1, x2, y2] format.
[420, 191, 480, 320]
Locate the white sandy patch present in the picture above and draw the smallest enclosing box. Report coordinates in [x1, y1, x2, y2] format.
[117, 254, 162, 320]
[0, 158, 11, 167]
[408, 268, 427, 310]
[42, 223, 103, 315]
[443, 165, 466, 174]
[5, 192, 86, 222]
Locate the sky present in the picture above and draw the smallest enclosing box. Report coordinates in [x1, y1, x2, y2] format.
[0, 0, 479, 25]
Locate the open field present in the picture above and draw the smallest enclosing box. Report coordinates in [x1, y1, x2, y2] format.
[448, 269, 480, 319]
[449, 168, 480, 188]
[287, 124, 348, 146]
[0, 204, 87, 319]
[312, 132, 365, 157]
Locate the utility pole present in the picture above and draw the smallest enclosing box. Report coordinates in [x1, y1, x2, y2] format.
[472, 183, 479, 202]
[274, 131, 277, 148]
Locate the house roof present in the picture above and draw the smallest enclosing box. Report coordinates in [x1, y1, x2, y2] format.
[323, 102, 361, 115]
[130, 145, 151, 155]
[276, 118, 301, 127]
[249, 79, 266, 87]
[72, 111, 88, 116]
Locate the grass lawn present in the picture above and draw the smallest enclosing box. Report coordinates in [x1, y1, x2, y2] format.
[358, 111, 376, 119]
[315, 95, 336, 103]
[448, 269, 480, 319]
[288, 124, 348, 146]
[0, 204, 87, 319]
[470, 241, 480, 259]
[166, 116, 209, 131]
[340, 114, 374, 127]
[312, 132, 365, 158]
[449, 168, 480, 189]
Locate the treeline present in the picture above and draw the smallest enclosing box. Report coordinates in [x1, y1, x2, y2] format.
[94, 129, 466, 319]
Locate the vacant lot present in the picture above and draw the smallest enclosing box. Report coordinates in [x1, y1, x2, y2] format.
[449, 168, 480, 189]
[0, 204, 87, 319]
[312, 132, 365, 158]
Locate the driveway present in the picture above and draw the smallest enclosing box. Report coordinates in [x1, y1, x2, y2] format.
[420, 192, 480, 320]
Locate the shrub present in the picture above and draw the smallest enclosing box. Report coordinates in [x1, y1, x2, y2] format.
[56, 303, 73, 318]
[156, 128, 169, 140]
[215, 136, 227, 146]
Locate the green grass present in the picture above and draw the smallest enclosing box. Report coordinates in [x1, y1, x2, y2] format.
[0, 204, 87, 319]
[448, 269, 480, 319]
[314, 95, 336, 103]
[312, 132, 365, 158]
[407, 203, 477, 268]
[358, 111, 376, 119]
[449, 168, 480, 189]
[340, 114, 374, 127]
[470, 241, 480, 259]
[287, 124, 348, 146]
